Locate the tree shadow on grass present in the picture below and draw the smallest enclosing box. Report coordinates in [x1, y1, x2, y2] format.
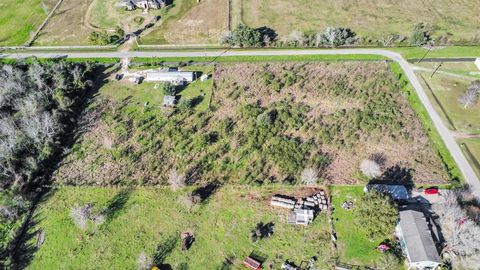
[102, 188, 133, 224]
[369, 165, 415, 190]
[153, 235, 178, 269]
[192, 181, 221, 203]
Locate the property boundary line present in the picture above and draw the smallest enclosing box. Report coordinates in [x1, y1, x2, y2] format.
[26, 0, 65, 47]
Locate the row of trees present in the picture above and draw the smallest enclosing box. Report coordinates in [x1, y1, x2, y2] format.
[222, 23, 439, 48]
[0, 59, 94, 267]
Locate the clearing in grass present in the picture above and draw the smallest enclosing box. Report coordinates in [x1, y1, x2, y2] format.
[239, 0, 480, 44]
[54, 61, 448, 187]
[29, 186, 332, 269]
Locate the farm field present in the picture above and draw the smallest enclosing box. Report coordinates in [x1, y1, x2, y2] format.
[416, 62, 480, 133]
[53, 61, 448, 188]
[239, 0, 480, 43]
[140, 0, 228, 45]
[28, 186, 332, 269]
[34, 0, 93, 46]
[0, 0, 56, 46]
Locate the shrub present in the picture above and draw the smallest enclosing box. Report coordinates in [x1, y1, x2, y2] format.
[353, 190, 398, 240]
[319, 27, 357, 47]
[162, 82, 177, 96]
[409, 23, 432, 46]
[222, 24, 262, 47]
[360, 159, 382, 178]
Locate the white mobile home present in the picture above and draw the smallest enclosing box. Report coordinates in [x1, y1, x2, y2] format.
[144, 71, 194, 84]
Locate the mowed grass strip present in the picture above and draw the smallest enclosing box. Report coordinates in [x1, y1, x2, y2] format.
[458, 139, 480, 179]
[29, 186, 333, 269]
[0, 0, 55, 46]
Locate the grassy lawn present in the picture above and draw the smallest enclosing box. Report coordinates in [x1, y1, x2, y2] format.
[329, 186, 381, 266]
[416, 66, 480, 133]
[458, 139, 480, 179]
[0, 0, 56, 46]
[140, 0, 228, 45]
[389, 62, 461, 183]
[392, 46, 480, 60]
[239, 0, 480, 43]
[28, 186, 333, 269]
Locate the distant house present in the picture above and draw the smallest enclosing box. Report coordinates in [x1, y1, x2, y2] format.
[396, 206, 442, 270]
[163, 95, 176, 107]
[475, 58, 480, 71]
[144, 71, 195, 84]
[365, 184, 410, 201]
[124, 0, 166, 10]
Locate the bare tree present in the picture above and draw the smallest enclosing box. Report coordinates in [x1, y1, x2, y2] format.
[168, 169, 186, 191]
[300, 167, 319, 185]
[433, 191, 480, 269]
[360, 159, 382, 178]
[70, 204, 93, 230]
[459, 80, 480, 108]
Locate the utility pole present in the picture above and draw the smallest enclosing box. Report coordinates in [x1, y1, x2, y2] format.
[417, 42, 434, 63]
[430, 62, 443, 78]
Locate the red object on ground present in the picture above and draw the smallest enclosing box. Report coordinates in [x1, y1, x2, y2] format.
[424, 187, 439, 195]
[243, 256, 262, 270]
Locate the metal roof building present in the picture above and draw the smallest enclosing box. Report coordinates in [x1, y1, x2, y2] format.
[396, 207, 442, 270]
[144, 71, 194, 83]
[365, 184, 410, 201]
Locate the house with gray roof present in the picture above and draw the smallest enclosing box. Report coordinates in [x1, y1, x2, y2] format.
[124, 0, 166, 10]
[396, 206, 442, 270]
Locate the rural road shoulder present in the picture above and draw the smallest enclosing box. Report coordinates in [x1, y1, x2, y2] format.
[2, 48, 479, 197]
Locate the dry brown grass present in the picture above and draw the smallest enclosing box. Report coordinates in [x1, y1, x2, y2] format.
[35, 0, 93, 45]
[240, 0, 480, 42]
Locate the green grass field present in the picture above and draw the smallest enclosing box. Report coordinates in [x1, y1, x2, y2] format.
[239, 0, 480, 43]
[416, 65, 480, 133]
[330, 186, 383, 266]
[28, 186, 333, 269]
[0, 0, 55, 46]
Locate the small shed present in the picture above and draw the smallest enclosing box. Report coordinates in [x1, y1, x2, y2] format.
[294, 208, 314, 225]
[200, 74, 211, 82]
[365, 184, 410, 201]
[475, 58, 480, 71]
[163, 95, 176, 107]
[243, 256, 262, 270]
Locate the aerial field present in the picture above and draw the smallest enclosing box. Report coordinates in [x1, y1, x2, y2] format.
[28, 186, 332, 269]
[0, 0, 56, 46]
[141, 0, 228, 44]
[52, 61, 448, 187]
[416, 62, 480, 133]
[34, 0, 93, 46]
[239, 0, 480, 43]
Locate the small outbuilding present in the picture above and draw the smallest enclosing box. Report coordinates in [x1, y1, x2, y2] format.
[396, 206, 442, 270]
[475, 58, 480, 71]
[365, 184, 410, 201]
[145, 71, 194, 84]
[293, 208, 314, 226]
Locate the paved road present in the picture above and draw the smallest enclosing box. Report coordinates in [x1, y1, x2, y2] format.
[2, 48, 479, 196]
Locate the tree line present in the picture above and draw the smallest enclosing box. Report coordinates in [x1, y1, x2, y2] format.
[0, 59, 94, 267]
